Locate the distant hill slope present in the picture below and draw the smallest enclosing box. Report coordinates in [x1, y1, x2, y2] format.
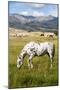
[8, 14, 58, 32]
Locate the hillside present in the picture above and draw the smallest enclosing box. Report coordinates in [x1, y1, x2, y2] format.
[8, 14, 58, 32]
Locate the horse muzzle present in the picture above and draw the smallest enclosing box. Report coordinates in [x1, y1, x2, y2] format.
[17, 64, 20, 68]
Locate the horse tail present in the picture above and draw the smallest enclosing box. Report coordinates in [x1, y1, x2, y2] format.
[52, 44, 55, 59]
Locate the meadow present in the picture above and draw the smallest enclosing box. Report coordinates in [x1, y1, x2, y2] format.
[8, 33, 58, 88]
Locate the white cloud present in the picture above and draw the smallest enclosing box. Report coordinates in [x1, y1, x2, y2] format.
[32, 11, 45, 17]
[31, 3, 45, 8]
[20, 11, 28, 16]
[20, 11, 45, 17]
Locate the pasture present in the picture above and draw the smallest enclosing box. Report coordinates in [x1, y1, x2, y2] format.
[8, 32, 58, 88]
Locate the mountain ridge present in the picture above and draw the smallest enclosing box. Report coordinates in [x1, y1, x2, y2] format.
[8, 13, 58, 32]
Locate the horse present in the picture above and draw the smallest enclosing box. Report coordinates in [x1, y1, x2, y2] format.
[17, 41, 55, 69]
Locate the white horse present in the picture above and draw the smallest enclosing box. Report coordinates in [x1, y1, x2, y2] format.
[17, 42, 55, 69]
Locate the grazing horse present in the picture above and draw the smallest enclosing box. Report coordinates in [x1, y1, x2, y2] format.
[17, 42, 55, 69]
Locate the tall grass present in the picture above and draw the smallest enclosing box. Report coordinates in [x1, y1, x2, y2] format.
[8, 35, 58, 88]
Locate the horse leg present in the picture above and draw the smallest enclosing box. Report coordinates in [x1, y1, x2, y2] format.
[47, 48, 53, 69]
[49, 53, 53, 69]
[50, 57, 53, 69]
[28, 54, 34, 69]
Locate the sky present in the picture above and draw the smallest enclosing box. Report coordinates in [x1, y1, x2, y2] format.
[9, 1, 58, 17]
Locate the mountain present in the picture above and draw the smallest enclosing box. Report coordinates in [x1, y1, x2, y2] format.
[8, 14, 58, 32]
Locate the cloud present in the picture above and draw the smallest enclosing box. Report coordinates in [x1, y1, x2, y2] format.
[20, 11, 45, 17]
[31, 11, 45, 17]
[30, 3, 45, 8]
[20, 11, 28, 16]
[51, 11, 58, 17]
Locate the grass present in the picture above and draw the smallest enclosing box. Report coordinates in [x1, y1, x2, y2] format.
[8, 34, 58, 88]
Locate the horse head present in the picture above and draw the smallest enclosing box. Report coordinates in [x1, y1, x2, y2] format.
[17, 56, 23, 68]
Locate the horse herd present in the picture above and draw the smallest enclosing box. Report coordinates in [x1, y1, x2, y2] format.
[10, 32, 55, 38]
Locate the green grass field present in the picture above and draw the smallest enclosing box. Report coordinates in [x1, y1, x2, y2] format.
[8, 34, 58, 88]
